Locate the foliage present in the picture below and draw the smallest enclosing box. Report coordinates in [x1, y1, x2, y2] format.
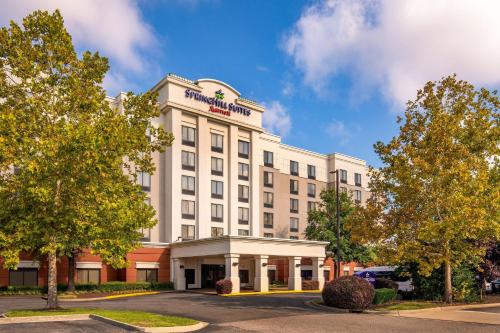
[0, 10, 173, 308]
[348, 75, 500, 302]
[452, 265, 480, 303]
[215, 279, 232, 294]
[301, 280, 319, 290]
[373, 288, 397, 305]
[305, 189, 375, 265]
[321, 276, 375, 310]
[375, 278, 398, 291]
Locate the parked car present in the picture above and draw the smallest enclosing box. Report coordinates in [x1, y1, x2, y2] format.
[485, 281, 492, 294]
[356, 266, 413, 292]
[491, 279, 500, 293]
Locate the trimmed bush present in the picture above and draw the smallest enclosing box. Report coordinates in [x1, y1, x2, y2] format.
[373, 288, 397, 305]
[302, 280, 319, 290]
[375, 278, 399, 291]
[215, 279, 232, 295]
[322, 276, 375, 311]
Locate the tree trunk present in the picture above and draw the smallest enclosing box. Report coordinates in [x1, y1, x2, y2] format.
[47, 252, 58, 309]
[443, 261, 453, 304]
[67, 253, 75, 292]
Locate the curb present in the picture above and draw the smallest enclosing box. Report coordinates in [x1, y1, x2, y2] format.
[60, 290, 175, 302]
[368, 302, 500, 316]
[0, 314, 91, 324]
[221, 290, 321, 297]
[304, 300, 352, 313]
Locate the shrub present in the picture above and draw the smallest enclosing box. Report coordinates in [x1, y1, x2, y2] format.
[302, 280, 319, 290]
[215, 279, 232, 294]
[373, 288, 397, 305]
[322, 276, 375, 311]
[375, 278, 398, 291]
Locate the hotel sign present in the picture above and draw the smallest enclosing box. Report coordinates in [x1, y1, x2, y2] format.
[184, 89, 251, 117]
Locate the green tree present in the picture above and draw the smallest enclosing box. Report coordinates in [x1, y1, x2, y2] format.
[305, 189, 375, 272]
[0, 10, 173, 308]
[348, 75, 499, 303]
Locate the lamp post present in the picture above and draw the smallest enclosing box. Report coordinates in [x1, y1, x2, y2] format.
[329, 170, 341, 279]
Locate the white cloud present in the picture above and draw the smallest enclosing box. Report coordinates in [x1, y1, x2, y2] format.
[282, 81, 294, 96]
[0, 0, 158, 93]
[256, 65, 269, 72]
[325, 119, 351, 145]
[284, 0, 500, 108]
[262, 101, 292, 138]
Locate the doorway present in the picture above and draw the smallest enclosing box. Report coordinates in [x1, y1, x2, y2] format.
[201, 264, 225, 288]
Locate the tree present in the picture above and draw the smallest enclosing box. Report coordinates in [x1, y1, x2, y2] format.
[0, 10, 173, 308]
[348, 75, 499, 303]
[305, 189, 375, 271]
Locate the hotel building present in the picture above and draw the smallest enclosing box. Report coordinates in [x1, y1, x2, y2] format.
[0, 74, 370, 292]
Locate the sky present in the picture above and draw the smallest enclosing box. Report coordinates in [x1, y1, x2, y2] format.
[2, 0, 500, 167]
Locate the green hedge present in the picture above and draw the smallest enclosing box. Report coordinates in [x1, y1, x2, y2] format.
[373, 288, 397, 305]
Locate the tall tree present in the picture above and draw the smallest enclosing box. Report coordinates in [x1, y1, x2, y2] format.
[0, 10, 173, 308]
[348, 75, 499, 303]
[305, 189, 375, 268]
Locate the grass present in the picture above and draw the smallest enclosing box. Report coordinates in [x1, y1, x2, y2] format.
[6, 308, 198, 328]
[375, 301, 440, 311]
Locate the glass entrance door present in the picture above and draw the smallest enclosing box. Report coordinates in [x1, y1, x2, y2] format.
[201, 264, 225, 288]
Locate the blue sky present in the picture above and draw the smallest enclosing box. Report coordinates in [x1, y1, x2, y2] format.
[3, 0, 499, 167]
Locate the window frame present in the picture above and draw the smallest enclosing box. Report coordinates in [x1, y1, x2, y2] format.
[263, 191, 274, 208]
[307, 183, 316, 198]
[263, 212, 274, 229]
[181, 150, 196, 171]
[264, 171, 273, 188]
[290, 160, 299, 176]
[290, 198, 299, 213]
[211, 133, 223, 153]
[290, 217, 299, 232]
[238, 140, 249, 158]
[290, 179, 299, 194]
[211, 180, 223, 199]
[307, 164, 316, 180]
[181, 200, 195, 219]
[181, 224, 195, 240]
[238, 162, 249, 180]
[211, 157, 223, 176]
[355, 173, 362, 187]
[264, 151, 274, 167]
[211, 227, 224, 237]
[238, 184, 249, 203]
[181, 126, 196, 147]
[181, 175, 195, 195]
[238, 207, 249, 225]
[340, 169, 348, 184]
[211, 203, 223, 222]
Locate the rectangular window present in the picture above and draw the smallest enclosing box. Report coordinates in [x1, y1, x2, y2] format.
[355, 190, 362, 203]
[307, 165, 316, 179]
[137, 269, 158, 283]
[182, 151, 195, 171]
[340, 169, 348, 183]
[290, 198, 299, 213]
[211, 227, 224, 237]
[181, 224, 195, 240]
[181, 200, 195, 219]
[264, 151, 273, 167]
[290, 217, 299, 232]
[9, 268, 38, 286]
[238, 185, 249, 202]
[211, 133, 223, 153]
[182, 126, 196, 146]
[307, 201, 316, 212]
[211, 180, 223, 199]
[77, 269, 100, 285]
[264, 171, 273, 187]
[307, 183, 316, 197]
[341, 186, 347, 194]
[211, 157, 223, 176]
[238, 229, 249, 236]
[290, 160, 299, 176]
[238, 162, 249, 180]
[263, 192, 274, 208]
[141, 199, 151, 240]
[290, 236, 299, 240]
[181, 175, 195, 195]
[355, 173, 362, 186]
[238, 207, 249, 224]
[238, 140, 249, 158]
[290, 179, 299, 194]
[211, 203, 223, 222]
[264, 212, 274, 228]
[137, 171, 151, 191]
[264, 233, 274, 238]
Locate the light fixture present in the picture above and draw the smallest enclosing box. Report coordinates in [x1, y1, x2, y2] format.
[295, 264, 301, 267]
[179, 265, 184, 269]
[232, 262, 239, 266]
[262, 263, 268, 267]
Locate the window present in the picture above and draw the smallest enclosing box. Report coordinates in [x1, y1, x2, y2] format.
[340, 169, 347, 183]
[263, 192, 273, 208]
[290, 160, 299, 176]
[264, 212, 274, 228]
[290, 217, 299, 232]
[77, 269, 100, 285]
[290, 236, 299, 240]
[307, 201, 316, 212]
[137, 269, 158, 283]
[211, 133, 223, 152]
[238, 207, 249, 225]
[355, 190, 362, 203]
[181, 200, 195, 219]
[238, 185, 249, 202]
[238, 140, 249, 158]
[344, 270, 350, 276]
[9, 268, 37, 286]
[307, 165, 316, 179]
[211, 180, 223, 199]
[137, 171, 150, 191]
[141, 198, 151, 241]
[238, 163, 249, 180]
[264, 171, 273, 187]
[290, 198, 299, 213]
[181, 224, 195, 240]
[264, 233, 274, 238]
[238, 229, 249, 236]
[355, 173, 362, 186]
[340, 186, 347, 194]
[264, 151, 273, 167]
[181, 175, 195, 195]
[307, 183, 316, 197]
[182, 126, 195, 146]
[182, 151, 195, 171]
[211, 157, 223, 176]
[211, 204, 223, 222]
[211, 227, 224, 237]
[290, 179, 299, 194]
